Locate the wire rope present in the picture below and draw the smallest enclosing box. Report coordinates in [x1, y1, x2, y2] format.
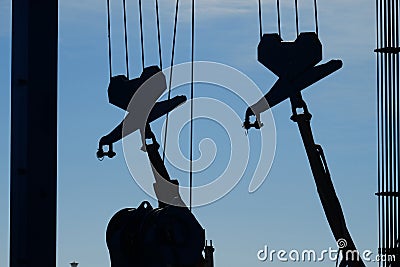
[189, 0, 195, 211]
[162, 0, 180, 162]
[122, 0, 130, 78]
[294, 0, 299, 36]
[138, 0, 145, 69]
[107, 0, 113, 78]
[155, 0, 163, 68]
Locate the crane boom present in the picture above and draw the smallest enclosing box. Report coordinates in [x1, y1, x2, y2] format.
[290, 95, 365, 267]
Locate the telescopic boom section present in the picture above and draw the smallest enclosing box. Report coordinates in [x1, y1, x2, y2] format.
[290, 97, 365, 267]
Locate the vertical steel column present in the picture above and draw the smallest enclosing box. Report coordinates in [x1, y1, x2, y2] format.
[10, 1, 58, 267]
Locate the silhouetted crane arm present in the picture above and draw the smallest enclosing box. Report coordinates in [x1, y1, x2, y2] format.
[144, 126, 185, 208]
[290, 96, 365, 267]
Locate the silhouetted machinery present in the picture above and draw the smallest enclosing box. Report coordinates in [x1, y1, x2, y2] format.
[101, 118, 214, 266]
[105, 132, 207, 267]
[106, 201, 205, 267]
[99, 85, 210, 266]
[98, 0, 215, 265]
[244, 2, 366, 267]
[97, 65, 212, 266]
[245, 37, 363, 267]
[98, 0, 367, 265]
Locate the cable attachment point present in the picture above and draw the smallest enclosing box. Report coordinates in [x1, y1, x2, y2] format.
[289, 93, 312, 121]
[243, 107, 264, 130]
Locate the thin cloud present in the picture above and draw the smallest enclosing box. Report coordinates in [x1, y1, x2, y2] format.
[0, 0, 10, 37]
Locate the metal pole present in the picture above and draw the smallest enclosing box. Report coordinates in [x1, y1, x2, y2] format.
[10, 0, 58, 267]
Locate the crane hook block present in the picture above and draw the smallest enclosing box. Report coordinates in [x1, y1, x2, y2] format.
[258, 32, 322, 79]
[108, 65, 167, 111]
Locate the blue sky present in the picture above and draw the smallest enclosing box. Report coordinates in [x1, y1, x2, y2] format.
[0, 0, 377, 267]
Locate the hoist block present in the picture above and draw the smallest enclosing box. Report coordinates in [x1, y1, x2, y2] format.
[108, 65, 167, 111]
[258, 32, 322, 79]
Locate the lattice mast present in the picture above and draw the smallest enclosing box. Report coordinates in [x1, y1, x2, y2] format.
[375, 0, 400, 265]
